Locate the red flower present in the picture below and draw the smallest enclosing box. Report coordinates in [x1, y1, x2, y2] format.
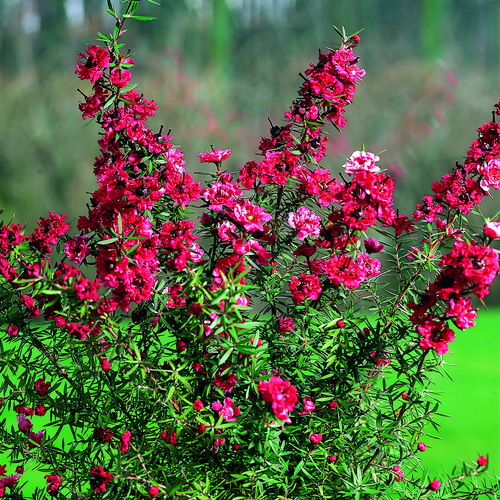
[101, 358, 112, 372]
[214, 364, 238, 394]
[193, 400, 204, 411]
[27, 430, 44, 449]
[89, 466, 113, 493]
[258, 376, 298, 421]
[35, 404, 46, 417]
[93, 426, 113, 443]
[6, 325, 18, 337]
[64, 235, 91, 264]
[149, 486, 160, 498]
[34, 378, 50, 397]
[161, 428, 177, 445]
[289, 274, 322, 304]
[45, 474, 62, 497]
[75, 45, 110, 83]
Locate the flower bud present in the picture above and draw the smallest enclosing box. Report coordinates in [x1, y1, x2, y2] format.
[429, 480, 441, 491]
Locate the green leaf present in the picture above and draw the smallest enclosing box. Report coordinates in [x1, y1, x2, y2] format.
[131, 15, 157, 21]
[96, 32, 111, 43]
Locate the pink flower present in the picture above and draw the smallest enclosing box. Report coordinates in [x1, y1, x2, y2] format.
[193, 400, 204, 411]
[299, 397, 315, 415]
[329, 455, 337, 463]
[27, 430, 44, 449]
[371, 351, 390, 367]
[329, 401, 338, 410]
[75, 45, 110, 83]
[64, 235, 91, 264]
[478, 158, 500, 193]
[218, 398, 237, 421]
[429, 480, 441, 491]
[288, 206, 321, 240]
[484, 221, 500, 238]
[477, 455, 488, 466]
[289, 274, 322, 304]
[258, 376, 298, 421]
[392, 466, 404, 482]
[199, 148, 232, 163]
[342, 151, 380, 174]
[417, 442, 427, 452]
[309, 433, 322, 444]
[364, 237, 384, 254]
[6, 325, 18, 337]
[120, 430, 132, 453]
[212, 401, 223, 411]
[110, 67, 131, 87]
[231, 201, 272, 233]
[16, 414, 33, 434]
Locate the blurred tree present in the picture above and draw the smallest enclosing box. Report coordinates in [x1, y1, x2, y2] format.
[421, 0, 450, 61]
[211, 0, 233, 74]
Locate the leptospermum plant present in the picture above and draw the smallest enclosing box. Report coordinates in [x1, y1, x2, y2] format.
[0, 1, 499, 499]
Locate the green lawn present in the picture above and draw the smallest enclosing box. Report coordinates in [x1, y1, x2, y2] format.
[419, 308, 500, 477]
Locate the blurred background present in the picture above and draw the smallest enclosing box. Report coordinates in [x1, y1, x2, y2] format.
[0, 0, 499, 480]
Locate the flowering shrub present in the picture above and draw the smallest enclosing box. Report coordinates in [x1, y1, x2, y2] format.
[0, 1, 499, 499]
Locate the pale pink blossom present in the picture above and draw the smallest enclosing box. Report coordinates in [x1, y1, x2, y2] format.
[478, 158, 500, 193]
[342, 151, 380, 174]
[16, 414, 33, 434]
[484, 221, 500, 239]
[288, 206, 321, 240]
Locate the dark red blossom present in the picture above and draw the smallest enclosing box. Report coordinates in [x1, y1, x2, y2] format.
[34, 378, 50, 397]
[93, 427, 113, 443]
[214, 364, 238, 394]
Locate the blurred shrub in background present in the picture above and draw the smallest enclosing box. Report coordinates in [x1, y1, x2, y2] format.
[1, 0, 500, 255]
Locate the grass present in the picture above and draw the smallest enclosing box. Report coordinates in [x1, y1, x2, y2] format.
[419, 308, 500, 477]
[2, 309, 500, 496]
